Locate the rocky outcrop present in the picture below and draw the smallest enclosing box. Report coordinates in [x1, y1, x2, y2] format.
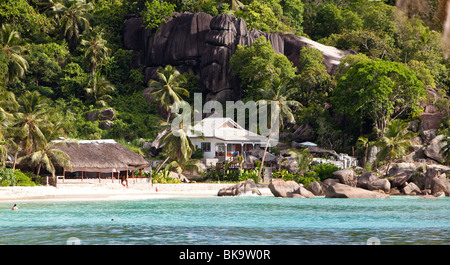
[333, 169, 357, 187]
[424, 135, 445, 162]
[325, 183, 389, 199]
[217, 179, 261, 196]
[357, 172, 391, 193]
[403, 182, 421, 195]
[307, 181, 323, 196]
[123, 12, 353, 100]
[268, 179, 315, 198]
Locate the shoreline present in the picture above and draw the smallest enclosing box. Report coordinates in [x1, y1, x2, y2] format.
[0, 184, 274, 202]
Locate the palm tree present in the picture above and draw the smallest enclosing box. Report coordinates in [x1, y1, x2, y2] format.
[52, 0, 93, 51]
[357, 136, 370, 170]
[81, 33, 109, 99]
[19, 139, 72, 178]
[155, 119, 197, 174]
[376, 119, 413, 176]
[146, 65, 189, 122]
[256, 80, 302, 181]
[13, 91, 51, 155]
[84, 71, 115, 106]
[0, 24, 28, 85]
[167, 158, 200, 179]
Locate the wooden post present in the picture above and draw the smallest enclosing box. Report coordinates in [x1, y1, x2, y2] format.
[98, 172, 101, 183]
[81, 171, 84, 182]
[126, 169, 129, 187]
[63, 169, 65, 183]
[112, 171, 114, 183]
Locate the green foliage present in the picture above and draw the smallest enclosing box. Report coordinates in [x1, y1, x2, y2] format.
[14, 169, 35, 186]
[152, 168, 181, 183]
[294, 47, 334, 107]
[296, 172, 317, 188]
[236, 1, 289, 33]
[0, 168, 16, 186]
[311, 163, 339, 182]
[375, 119, 413, 174]
[230, 36, 296, 100]
[333, 60, 426, 135]
[237, 168, 259, 183]
[142, 0, 176, 29]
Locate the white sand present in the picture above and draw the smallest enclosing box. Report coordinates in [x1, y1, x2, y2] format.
[0, 184, 273, 202]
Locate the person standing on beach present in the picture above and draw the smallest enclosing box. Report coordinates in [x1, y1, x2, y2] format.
[11, 204, 18, 211]
[122, 180, 127, 190]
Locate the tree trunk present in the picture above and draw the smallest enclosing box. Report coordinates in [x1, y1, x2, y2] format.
[155, 156, 170, 175]
[12, 151, 18, 170]
[36, 163, 42, 178]
[384, 159, 391, 177]
[363, 143, 369, 169]
[257, 133, 272, 183]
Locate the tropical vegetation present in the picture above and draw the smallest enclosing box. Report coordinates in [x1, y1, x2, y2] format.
[0, 0, 448, 183]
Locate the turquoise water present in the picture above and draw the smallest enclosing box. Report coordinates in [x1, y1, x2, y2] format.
[0, 196, 449, 245]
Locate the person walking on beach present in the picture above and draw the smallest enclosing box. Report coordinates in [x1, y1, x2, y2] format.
[11, 204, 18, 211]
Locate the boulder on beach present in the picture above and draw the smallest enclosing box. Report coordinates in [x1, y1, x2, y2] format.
[307, 181, 323, 196]
[268, 179, 315, 198]
[217, 179, 261, 196]
[333, 169, 357, 187]
[325, 183, 389, 199]
[402, 182, 421, 195]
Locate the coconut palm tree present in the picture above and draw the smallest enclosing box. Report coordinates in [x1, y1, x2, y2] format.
[19, 139, 72, 178]
[52, 0, 93, 51]
[84, 71, 115, 106]
[81, 33, 109, 98]
[0, 91, 18, 167]
[13, 91, 51, 155]
[0, 24, 28, 85]
[155, 119, 197, 174]
[376, 119, 413, 176]
[256, 79, 302, 181]
[146, 65, 189, 122]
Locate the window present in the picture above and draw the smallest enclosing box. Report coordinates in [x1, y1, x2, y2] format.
[201, 142, 211, 152]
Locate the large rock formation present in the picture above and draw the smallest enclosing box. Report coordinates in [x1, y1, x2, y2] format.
[217, 179, 262, 196]
[123, 12, 354, 100]
[325, 183, 389, 199]
[268, 179, 315, 198]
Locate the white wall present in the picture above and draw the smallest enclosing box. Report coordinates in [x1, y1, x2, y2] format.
[192, 139, 218, 158]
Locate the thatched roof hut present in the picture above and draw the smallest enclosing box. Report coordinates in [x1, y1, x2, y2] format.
[52, 139, 149, 173]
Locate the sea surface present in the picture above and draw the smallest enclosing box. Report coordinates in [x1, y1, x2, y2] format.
[0, 196, 449, 245]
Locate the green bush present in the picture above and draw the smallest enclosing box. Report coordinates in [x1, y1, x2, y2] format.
[152, 168, 181, 183]
[312, 163, 339, 181]
[14, 170, 36, 186]
[0, 168, 16, 186]
[238, 168, 259, 183]
[297, 171, 318, 188]
[0, 169, 36, 186]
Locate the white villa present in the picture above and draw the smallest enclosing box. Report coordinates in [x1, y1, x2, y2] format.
[188, 117, 271, 164]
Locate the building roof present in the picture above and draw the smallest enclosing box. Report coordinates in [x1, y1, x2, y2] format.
[52, 139, 149, 173]
[188, 117, 272, 144]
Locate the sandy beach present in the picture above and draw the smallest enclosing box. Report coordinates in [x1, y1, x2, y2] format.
[0, 184, 273, 202]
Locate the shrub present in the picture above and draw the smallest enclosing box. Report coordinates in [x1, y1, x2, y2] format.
[14, 170, 36, 186]
[0, 168, 16, 186]
[238, 168, 259, 183]
[312, 163, 339, 181]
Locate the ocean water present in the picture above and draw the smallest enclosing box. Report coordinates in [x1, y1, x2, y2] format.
[0, 196, 449, 245]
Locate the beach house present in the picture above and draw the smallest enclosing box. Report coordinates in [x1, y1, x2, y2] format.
[51, 139, 150, 185]
[188, 117, 271, 165]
